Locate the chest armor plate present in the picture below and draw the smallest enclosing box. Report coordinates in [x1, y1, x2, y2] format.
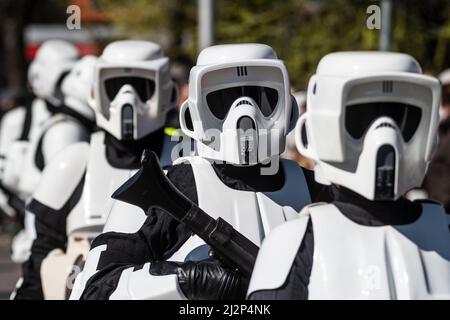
[308, 204, 450, 299]
[176, 156, 311, 245]
[67, 132, 136, 234]
[69, 132, 177, 235]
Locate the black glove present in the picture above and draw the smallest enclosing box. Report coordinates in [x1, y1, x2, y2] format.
[150, 258, 248, 300]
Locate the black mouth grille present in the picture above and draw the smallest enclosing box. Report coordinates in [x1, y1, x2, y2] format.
[375, 122, 396, 130]
[236, 100, 253, 107]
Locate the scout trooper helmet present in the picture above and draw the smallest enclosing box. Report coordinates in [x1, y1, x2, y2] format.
[61, 55, 97, 121]
[180, 43, 296, 165]
[91, 40, 176, 140]
[28, 40, 79, 106]
[296, 51, 441, 200]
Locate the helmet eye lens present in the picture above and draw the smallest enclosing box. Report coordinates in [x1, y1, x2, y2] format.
[104, 76, 155, 102]
[345, 102, 422, 142]
[206, 85, 278, 120]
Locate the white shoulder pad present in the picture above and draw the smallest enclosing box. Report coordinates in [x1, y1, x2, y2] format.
[33, 142, 89, 210]
[1, 106, 26, 129]
[247, 216, 310, 296]
[42, 118, 90, 162]
[0, 107, 25, 150]
[110, 263, 186, 300]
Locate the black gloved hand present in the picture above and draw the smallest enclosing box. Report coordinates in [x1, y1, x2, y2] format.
[177, 258, 248, 300]
[150, 258, 248, 300]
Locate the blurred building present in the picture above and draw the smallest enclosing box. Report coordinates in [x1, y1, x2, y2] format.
[25, 0, 114, 61]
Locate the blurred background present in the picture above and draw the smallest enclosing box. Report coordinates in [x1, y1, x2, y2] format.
[1, 0, 450, 298]
[2, 0, 450, 92]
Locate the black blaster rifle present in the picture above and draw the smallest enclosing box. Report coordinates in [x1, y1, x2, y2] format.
[112, 150, 259, 278]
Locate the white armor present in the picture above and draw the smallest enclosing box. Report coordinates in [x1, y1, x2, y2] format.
[32, 40, 177, 299]
[38, 130, 175, 300]
[179, 43, 296, 166]
[10, 55, 96, 264]
[0, 106, 32, 217]
[249, 203, 450, 299]
[18, 55, 96, 200]
[248, 52, 449, 300]
[70, 43, 311, 300]
[37, 132, 138, 299]
[0, 40, 79, 216]
[2, 40, 80, 200]
[296, 52, 441, 201]
[17, 114, 91, 199]
[71, 155, 309, 300]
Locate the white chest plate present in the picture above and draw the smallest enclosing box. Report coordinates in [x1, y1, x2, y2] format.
[67, 132, 137, 235]
[176, 156, 311, 245]
[308, 204, 450, 299]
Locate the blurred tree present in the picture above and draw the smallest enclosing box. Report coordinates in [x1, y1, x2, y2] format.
[0, 0, 33, 89]
[94, 0, 450, 87]
[98, 0, 197, 57]
[390, 0, 450, 73]
[0, 0, 68, 90]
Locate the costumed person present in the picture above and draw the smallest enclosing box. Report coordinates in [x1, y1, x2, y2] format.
[70, 43, 331, 300]
[0, 87, 32, 217]
[0, 40, 79, 222]
[13, 40, 178, 300]
[422, 69, 450, 213]
[0, 40, 80, 263]
[247, 51, 450, 300]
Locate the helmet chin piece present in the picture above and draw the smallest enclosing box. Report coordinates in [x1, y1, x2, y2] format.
[362, 117, 401, 200]
[121, 104, 134, 141]
[196, 96, 283, 166]
[237, 116, 257, 165]
[375, 144, 396, 200]
[342, 117, 403, 201]
[109, 85, 142, 140]
[223, 97, 259, 165]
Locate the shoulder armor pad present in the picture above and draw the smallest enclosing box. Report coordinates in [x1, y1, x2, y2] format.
[0, 107, 26, 143]
[1, 106, 26, 126]
[33, 142, 89, 210]
[247, 216, 310, 296]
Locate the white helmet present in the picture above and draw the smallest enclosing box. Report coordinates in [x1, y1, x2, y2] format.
[180, 43, 295, 165]
[91, 40, 176, 140]
[61, 55, 97, 122]
[296, 51, 441, 200]
[28, 40, 79, 105]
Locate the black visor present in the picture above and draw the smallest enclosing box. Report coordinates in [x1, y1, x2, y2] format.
[206, 85, 278, 120]
[345, 102, 422, 142]
[104, 76, 155, 102]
